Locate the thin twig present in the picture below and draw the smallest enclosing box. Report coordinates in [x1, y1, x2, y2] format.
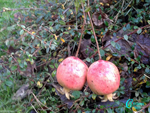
[75, 3, 86, 57]
[87, 0, 101, 60]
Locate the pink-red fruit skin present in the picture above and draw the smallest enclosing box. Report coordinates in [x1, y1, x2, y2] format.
[87, 60, 120, 95]
[56, 56, 88, 91]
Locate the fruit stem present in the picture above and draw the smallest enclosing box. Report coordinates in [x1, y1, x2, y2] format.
[87, 0, 101, 60]
[75, 3, 86, 58]
[63, 87, 73, 100]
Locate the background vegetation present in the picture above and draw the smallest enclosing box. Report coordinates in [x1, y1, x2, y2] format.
[0, 0, 150, 112]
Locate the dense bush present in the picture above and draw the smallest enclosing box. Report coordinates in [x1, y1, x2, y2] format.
[0, 0, 150, 112]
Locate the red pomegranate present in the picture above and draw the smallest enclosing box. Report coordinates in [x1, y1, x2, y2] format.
[56, 56, 88, 99]
[87, 60, 120, 102]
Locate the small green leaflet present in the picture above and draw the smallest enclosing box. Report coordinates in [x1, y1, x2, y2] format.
[115, 43, 121, 50]
[100, 49, 105, 57]
[111, 41, 116, 47]
[72, 91, 80, 99]
[123, 35, 128, 40]
[137, 28, 142, 34]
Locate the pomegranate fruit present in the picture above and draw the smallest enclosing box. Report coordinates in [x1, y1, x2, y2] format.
[87, 60, 120, 102]
[56, 56, 88, 99]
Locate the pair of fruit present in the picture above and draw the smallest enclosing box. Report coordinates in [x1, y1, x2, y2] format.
[56, 56, 120, 102]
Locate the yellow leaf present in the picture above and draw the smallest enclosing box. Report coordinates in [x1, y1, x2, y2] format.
[119, 70, 122, 73]
[62, 4, 65, 9]
[139, 78, 147, 85]
[106, 3, 109, 6]
[42, 59, 46, 62]
[132, 107, 137, 111]
[68, 27, 71, 30]
[71, 12, 73, 15]
[144, 30, 147, 33]
[100, 2, 104, 6]
[133, 78, 137, 82]
[128, 5, 131, 7]
[32, 31, 35, 34]
[54, 34, 58, 40]
[106, 55, 112, 61]
[134, 67, 138, 72]
[82, 15, 84, 18]
[37, 81, 40, 86]
[92, 94, 97, 100]
[26, 59, 30, 61]
[119, 57, 121, 61]
[58, 58, 64, 62]
[37, 81, 43, 88]
[60, 38, 65, 43]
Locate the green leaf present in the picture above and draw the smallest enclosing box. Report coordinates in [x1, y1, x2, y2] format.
[135, 91, 139, 97]
[84, 92, 89, 95]
[123, 35, 128, 40]
[98, 15, 102, 20]
[126, 24, 130, 29]
[11, 65, 17, 71]
[86, 57, 91, 62]
[72, 91, 80, 99]
[59, 20, 66, 25]
[123, 26, 126, 31]
[85, 7, 91, 12]
[145, 67, 149, 73]
[104, 20, 108, 26]
[148, 20, 150, 24]
[134, 26, 139, 29]
[148, 107, 150, 113]
[137, 28, 142, 34]
[92, 94, 97, 100]
[106, 108, 113, 113]
[5, 39, 10, 47]
[52, 70, 56, 77]
[44, 66, 48, 71]
[0, 65, 2, 70]
[20, 30, 24, 35]
[120, 86, 125, 90]
[115, 43, 121, 50]
[54, 63, 58, 68]
[80, 100, 84, 106]
[20, 25, 25, 28]
[64, 32, 69, 34]
[100, 105, 104, 109]
[91, 35, 95, 43]
[100, 49, 105, 57]
[111, 41, 116, 47]
[5, 80, 13, 86]
[6, 70, 11, 75]
[49, 65, 54, 69]
[74, 0, 80, 13]
[7, 25, 16, 31]
[115, 100, 120, 105]
[115, 107, 125, 113]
